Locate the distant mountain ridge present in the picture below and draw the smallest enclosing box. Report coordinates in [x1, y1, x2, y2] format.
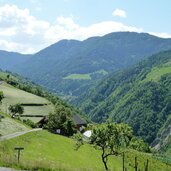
[2, 32, 171, 98]
[0, 50, 32, 70]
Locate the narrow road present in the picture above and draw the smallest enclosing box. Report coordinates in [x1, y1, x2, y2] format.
[0, 167, 23, 171]
[0, 128, 42, 141]
[0, 81, 4, 84]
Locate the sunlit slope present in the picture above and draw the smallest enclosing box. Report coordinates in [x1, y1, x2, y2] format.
[0, 130, 171, 171]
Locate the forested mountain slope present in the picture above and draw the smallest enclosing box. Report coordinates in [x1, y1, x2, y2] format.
[77, 50, 171, 144]
[12, 32, 171, 97]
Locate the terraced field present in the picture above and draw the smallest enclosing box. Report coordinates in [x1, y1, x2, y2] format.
[0, 82, 54, 123]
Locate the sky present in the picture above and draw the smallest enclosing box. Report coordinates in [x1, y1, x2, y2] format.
[0, 0, 170, 54]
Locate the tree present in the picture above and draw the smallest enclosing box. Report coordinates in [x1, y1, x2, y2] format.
[129, 137, 150, 152]
[0, 91, 4, 104]
[8, 104, 24, 118]
[47, 105, 76, 136]
[0, 91, 4, 122]
[6, 74, 10, 79]
[75, 123, 133, 171]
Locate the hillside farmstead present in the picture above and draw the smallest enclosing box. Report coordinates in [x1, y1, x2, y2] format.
[38, 114, 87, 132]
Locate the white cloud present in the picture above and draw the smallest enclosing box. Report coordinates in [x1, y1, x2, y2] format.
[45, 18, 143, 45]
[0, 39, 35, 53]
[0, 4, 49, 53]
[56, 17, 79, 30]
[112, 8, 127, 18]
[149, 32, 171, 38]
[0, 4, 170, 54]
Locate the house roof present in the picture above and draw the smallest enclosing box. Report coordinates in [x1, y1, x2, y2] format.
[73, 115, 87, 125]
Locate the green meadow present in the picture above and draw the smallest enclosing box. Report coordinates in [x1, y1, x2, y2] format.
[0, 130, 171, 171]
[143, 66, 171, 82]
[63, 70, 108, 80]
[64, 74, 91, 80]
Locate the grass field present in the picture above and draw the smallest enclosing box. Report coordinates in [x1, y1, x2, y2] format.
[64, 74, 91, 80]
[0, 130, 171, 171]
[0, 82, 54, 123]
[143, 66, 171, 82]
[63, 70, 108, 80]
[0, 113, 30, 136]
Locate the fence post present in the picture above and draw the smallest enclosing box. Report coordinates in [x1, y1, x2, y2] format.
[123, 152, 125, 171]
[145, 159, 148, 171]
[135, 156, 138, 171]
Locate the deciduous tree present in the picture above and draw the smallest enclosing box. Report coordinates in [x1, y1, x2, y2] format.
[47, 105, 76, 136]
[8, 104, 24, 118]
[74, 123, 148, 170]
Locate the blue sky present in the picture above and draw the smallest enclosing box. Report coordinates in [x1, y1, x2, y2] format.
[0, 0, 170, 53]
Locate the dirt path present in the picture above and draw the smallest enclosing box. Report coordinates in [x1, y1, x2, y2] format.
[0, 128, 42, 141]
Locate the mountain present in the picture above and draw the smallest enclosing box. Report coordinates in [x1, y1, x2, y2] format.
[0, 50, 31, 70]
[76, 50, 171, 144]
[11, 32, 171, 98]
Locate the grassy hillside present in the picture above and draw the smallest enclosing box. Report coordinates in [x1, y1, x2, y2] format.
[0, 112, 30, 136]
[76, 50, 171, 144]
[0, 82, 53, 123]
[0, 130, 170, 171]
[12, 32, 171, 98]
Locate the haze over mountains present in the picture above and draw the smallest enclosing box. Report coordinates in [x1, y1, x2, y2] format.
[2, 32, 171, 99]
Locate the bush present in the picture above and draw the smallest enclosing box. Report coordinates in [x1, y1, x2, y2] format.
[47, 105, 76, 136]
[23, 119, 37, 128]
